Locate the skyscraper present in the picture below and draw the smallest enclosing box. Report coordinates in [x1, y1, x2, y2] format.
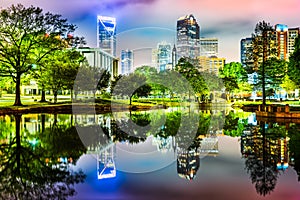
[275, 24, 288, 60]
[97, 16, 116, 57]
[152, 41, 172, 72]
[176, 14, 200, 59]
[157, 42, 172, 72]
[240, 37, 253, 66]
[121, 49, 133, 74]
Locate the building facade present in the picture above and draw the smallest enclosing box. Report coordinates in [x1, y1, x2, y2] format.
[152, 42, 172, 72]
[176, 14, 200, 59]
[76, 47, 118, 78]
[200, 38, 218, 57]
[198, 56, 226, 76]
[97, 16, 117, 57]
[121, 49, 133, 75]
[287, 27, 300, 59]
[240, 37, 253, 66]
[275, 24, 289, 60]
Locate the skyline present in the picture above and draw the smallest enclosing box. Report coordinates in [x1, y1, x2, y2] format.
[1, 0, 299, 64]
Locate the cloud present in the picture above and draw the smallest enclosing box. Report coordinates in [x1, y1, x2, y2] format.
[103, 0, 157, 11]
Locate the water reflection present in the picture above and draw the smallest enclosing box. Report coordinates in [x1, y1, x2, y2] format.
[241, 120, 295, 196]
[2, 109, 300, 199]
[0, 114, 86, 200]
[75, 109, 224, 181]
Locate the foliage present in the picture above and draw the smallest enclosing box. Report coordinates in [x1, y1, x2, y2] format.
[0, 4, 81, 105]
[219, 62, 247, 98]
[248, 21, 277, 105]
[288, 36, 300, 86]
[280, 75, 297, 97]
[40, 50, 83, 103]
[112, 73, 151, 105]
[175, 57, 209, 100]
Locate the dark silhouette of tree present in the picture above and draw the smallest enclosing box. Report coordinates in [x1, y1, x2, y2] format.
[248, 21, 277, 105]
[242, 122, 286, 196]
[288, 124, 300, 181]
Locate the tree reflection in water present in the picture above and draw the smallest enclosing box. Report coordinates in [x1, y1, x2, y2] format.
[241, 121, 288, 196]
[0, 114, 86, 200]
[287, 124, 300, 181]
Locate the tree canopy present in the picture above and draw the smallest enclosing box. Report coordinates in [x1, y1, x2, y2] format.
[0, 4, 82, 105]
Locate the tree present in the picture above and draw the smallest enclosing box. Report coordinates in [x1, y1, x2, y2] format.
[219, 62, 247, 100]
[112, 73, 151, 105]
[175, 57, 208, 101]
[73, 62, 111, 101]
[249, 21, 277, 105]
[0, 4, 79, 106]
[288, 36, 300, 86]
[280, 75, 297, 98]
[256, 58, 287, 98]
[41, 50, 83, 103]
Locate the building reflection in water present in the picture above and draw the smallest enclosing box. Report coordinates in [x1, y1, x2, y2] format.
[77, 109, 223, 181]
[176, 148, 200, 180]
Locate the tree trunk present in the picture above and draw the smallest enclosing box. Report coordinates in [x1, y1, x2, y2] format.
[70, 89, 73, 101]
[14, 73, 22, 106]
[130, 95, 132, 105]
[40, 87, 46, 102]
[54, 91, 58, 103]
[15, 114, 21, 174]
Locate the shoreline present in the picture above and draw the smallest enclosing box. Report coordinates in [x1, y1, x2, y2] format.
[0, 103, 155, 115]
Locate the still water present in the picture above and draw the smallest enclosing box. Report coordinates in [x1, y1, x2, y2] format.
[0, 107, 300, 200]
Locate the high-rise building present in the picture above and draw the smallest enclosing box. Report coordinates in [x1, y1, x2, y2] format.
[240, 37, 253, 66]
[287, 27, 300, 59]
[275, 24, 288, 60]
[200, 38, 218, 57]
[121, 49, 133, 75]
[157, 42, 172, 72]
[152, 42, 172, 72]
[97, 16, 116, 57]
[176, 14, 200, 59]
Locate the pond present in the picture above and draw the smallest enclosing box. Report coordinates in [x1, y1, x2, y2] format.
[0, 106, 300, 200]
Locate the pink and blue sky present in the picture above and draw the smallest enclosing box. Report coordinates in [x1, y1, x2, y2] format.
[1, 0, 299, 64]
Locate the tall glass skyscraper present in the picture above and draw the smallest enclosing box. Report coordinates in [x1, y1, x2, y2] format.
[157, 42, 172, 72]
[97, 16, 116, 57]
[176, 14, 200, 59]
[121, 49, 133, 74]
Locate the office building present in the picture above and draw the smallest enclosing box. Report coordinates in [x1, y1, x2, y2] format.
[287, 27, 300, 59]
[97, 16, 116, 57]
[76, 47, 118, 78]
[152, 42, 172, 72]
[275, 24, 288, 60]
[200, 38, 218, 57]
[198, 56, 226, 76]
[121, 49, 133, 74]
[176, 14, 200, 59]
[240, 37, 253, 66]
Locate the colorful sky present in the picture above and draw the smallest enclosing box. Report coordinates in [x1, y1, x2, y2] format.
[1, 0, 300, 64]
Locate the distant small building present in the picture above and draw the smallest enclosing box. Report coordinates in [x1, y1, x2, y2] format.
[197, 56, 226, 76]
